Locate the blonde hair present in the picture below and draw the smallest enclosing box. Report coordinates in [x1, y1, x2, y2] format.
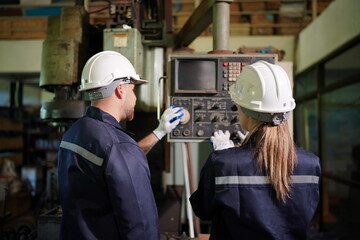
[249, 121, 297, 203]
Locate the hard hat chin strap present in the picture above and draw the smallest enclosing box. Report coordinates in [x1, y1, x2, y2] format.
[241, 107, 290, 126]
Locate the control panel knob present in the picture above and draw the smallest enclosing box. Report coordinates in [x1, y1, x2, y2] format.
[195, 114, 204, 122]
[211, 115, 219, 123]
[173, 129, 181, 136]
[211, 103, 220, 110]
[231, 116, 239, 124]
[196, 129, 205, 137]
[183, 129, 191, 136]
[194, 103, 204, 110]
[179, 108, 190, 125]
[210, 113, 222, 123]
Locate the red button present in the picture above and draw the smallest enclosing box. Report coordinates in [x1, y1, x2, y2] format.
[223, 62, 229, 67]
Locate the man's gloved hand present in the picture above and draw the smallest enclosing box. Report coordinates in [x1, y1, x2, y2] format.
[153, 105, 184, 140]
[210, 130, 235, 151]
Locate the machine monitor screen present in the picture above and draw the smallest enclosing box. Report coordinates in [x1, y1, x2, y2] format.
[175, 58, 217, 94]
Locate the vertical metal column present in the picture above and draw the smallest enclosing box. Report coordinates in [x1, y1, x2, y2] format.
[182, 143, 195, 238]
[213, 0, 232, 51]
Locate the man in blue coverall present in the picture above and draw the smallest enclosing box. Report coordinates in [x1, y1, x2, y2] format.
[57, 51, 183, 239]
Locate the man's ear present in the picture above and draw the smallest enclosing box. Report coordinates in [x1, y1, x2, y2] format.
[114, 85, 125, 99]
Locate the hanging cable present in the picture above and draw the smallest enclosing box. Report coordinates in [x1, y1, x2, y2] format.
[87, 0, 111, 14]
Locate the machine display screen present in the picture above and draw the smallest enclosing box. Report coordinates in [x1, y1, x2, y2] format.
[175, 59, 217, 94]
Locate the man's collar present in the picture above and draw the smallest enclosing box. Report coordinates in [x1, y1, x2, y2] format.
[85, 106, 135, 136]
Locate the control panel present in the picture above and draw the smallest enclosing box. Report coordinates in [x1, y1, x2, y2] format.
[170, 97, 241, 141]
[168, 54, 277, 142]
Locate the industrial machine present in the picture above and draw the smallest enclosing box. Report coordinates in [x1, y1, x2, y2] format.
[168, 54, 278, 142]
[39, 6, 89, 127]
[39, 0, 170, 125]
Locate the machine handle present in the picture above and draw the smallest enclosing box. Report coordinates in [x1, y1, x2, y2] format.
[157, 76, 167, 120]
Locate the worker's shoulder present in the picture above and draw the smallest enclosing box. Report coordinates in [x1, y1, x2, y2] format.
[295, 147, 321, 174]
[296, 147, 319, 162]
[209, 146, 252, 164]
[66, 116, 136, 144]
[211, 146, 251, 156]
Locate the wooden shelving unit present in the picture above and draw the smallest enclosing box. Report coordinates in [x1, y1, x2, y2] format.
[0, 0, 334, 39]
[172, 0, 334, 36]
[0, 107, 23, 166]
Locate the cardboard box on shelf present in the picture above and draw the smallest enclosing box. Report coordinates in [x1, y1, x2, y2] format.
[0, 17, 47, 39]
[251, 14, 274, 24]
[266, 1, 281, 10]
[173, 2, 194, 13]
[230, 23, 250, 36]
[251, 27, 273, 35]
[241, 2, 266, 11]
[277, 16, 311, 35]
[230, 2, 240, 12]
[230, 15, 241, 23]
[251, 14, 274, 35]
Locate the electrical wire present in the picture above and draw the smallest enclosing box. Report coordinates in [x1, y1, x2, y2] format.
[86, 0, 112, 14]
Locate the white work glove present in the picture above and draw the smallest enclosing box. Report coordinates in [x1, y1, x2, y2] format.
[210, 130, 235, 151]
[153, 105, 184, 140]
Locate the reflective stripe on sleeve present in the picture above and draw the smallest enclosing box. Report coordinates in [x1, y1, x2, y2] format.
[215, 175, 319, 185]
[60, 141, 104, 166]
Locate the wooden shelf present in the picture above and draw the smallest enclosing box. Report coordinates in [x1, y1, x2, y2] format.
[172, 0, 333, 35]
[0, 3, 75, 8]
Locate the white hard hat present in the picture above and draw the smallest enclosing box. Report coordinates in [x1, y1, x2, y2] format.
[229, 61, 296, 124]
[79, 51, 146, 94]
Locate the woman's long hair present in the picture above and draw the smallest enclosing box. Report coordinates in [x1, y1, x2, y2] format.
[251, 121, 297, 203]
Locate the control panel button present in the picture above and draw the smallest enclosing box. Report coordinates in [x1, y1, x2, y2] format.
[183, 129, 191, 136]
[196, 129, 205, 137]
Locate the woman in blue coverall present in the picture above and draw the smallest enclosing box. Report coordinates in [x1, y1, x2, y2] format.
[190, 61, 321, 240]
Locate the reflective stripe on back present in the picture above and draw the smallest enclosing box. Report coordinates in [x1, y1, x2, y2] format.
[215, 175, 319, 185]
[60, 141, 104, 166]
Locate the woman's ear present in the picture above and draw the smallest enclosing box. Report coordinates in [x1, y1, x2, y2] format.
[114, 85, 125, 99]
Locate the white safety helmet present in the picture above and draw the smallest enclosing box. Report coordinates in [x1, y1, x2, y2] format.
[80, 51, 147, 100]
[229, 60, 296, 125]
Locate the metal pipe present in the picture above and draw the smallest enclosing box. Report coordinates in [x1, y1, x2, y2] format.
[181, 143, 195, 238]
[213, 0, 231, 51]
[312, 0, 318, 20]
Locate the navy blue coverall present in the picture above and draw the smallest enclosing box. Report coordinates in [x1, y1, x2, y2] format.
[58, 106, 160, 240]
[190, 135, 321, 240]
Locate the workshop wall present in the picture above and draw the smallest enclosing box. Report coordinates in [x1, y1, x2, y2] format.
[0, 39, 43, 73]
[296, 0, 360, 74]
